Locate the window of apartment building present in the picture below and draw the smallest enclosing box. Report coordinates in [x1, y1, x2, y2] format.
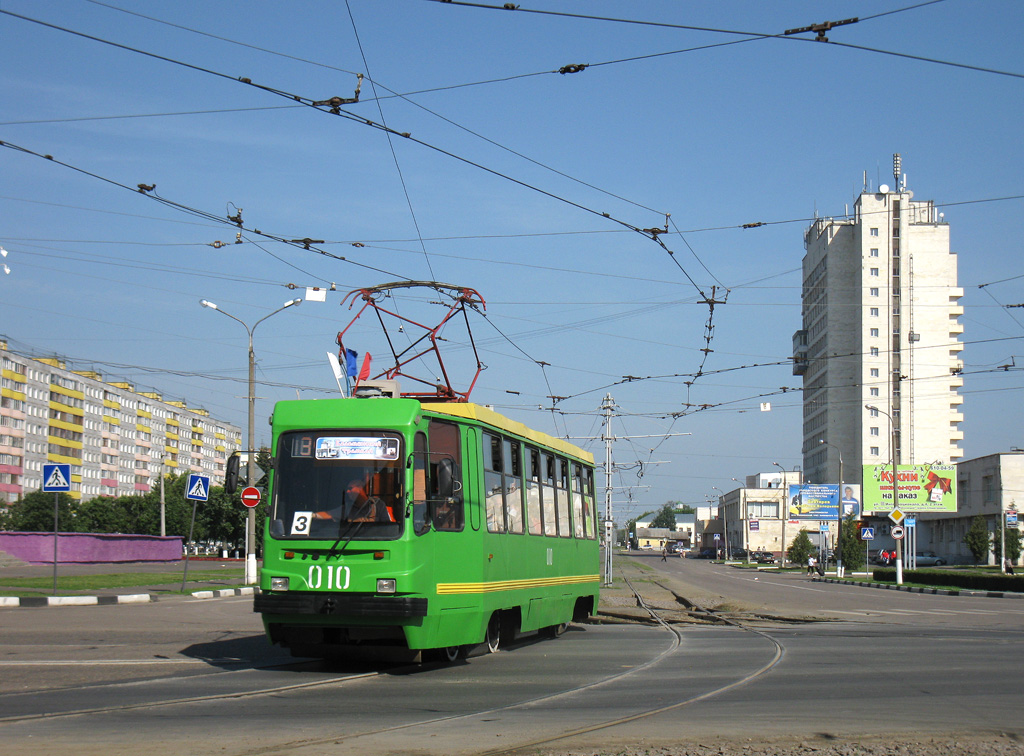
[870, 446, 879, 456]
[870, 287, 879, 296]
[870, 387, 879, 396]
[870, 268, 879, 277]
[870, 248, 879, 257]
[870, 368, 879, 378]
[870, 347, 879, 356]
[870, 228, 879, 237]
[870, 328, 879, 337]
[870, 308, 879, 318]
[870, 427, 879, 436]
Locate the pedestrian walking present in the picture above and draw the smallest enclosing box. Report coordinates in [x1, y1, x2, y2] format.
[806, 555, 816, 575]
[660, 544, 667, 562]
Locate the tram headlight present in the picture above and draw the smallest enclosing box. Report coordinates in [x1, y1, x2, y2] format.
[271, 576, 289, 591]
[376, 578, 396, 594]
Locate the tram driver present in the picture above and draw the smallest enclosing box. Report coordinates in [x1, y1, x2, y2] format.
[315, 478, 395, 524]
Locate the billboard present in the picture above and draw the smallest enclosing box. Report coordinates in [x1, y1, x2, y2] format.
[861, 464, 957, 514]
[785, 484, 863, 520]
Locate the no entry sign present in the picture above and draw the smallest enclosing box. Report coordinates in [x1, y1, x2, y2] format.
[241, 486, 262, 508]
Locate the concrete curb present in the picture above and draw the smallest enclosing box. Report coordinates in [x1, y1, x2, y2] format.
[190, 587, 256, 599]
[813, 576, 1024, 599]
[0, 586, 256, 608]
[0, 593, 153, 607]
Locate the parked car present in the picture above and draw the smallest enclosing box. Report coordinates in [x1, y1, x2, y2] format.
[696, 547, 716, 559]
[752, 549, 776, 564]
[915, 551, 946, 566]
[730, 548, 748, 560]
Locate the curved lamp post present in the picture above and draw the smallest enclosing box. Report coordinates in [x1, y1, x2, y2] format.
[866, 404, 902, 585]
[712, 485, 728, 559]
[773, 461, 795, 567]
[201, 298, 301, 584]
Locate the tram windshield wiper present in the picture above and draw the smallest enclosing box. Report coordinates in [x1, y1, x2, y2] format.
[328, 518, 364, 556]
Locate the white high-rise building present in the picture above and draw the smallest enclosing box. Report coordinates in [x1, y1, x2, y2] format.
[795, 164, 964, 487]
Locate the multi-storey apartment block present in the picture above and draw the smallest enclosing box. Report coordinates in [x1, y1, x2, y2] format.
[0, 340, 242, 503]
[795, 167, 964, 487]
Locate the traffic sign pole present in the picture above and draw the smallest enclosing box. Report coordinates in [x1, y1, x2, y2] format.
[43, 464, 71, 596]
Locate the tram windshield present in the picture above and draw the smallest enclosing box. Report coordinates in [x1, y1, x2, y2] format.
[270, 431, 404, 540]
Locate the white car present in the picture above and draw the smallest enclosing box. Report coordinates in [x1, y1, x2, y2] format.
[915, 551, 946, 566]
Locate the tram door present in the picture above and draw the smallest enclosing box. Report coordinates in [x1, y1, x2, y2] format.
[421, 417, 473, 631]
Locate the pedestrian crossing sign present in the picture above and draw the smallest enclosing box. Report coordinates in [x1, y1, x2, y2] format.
[42, 464, 72, 492]
[186, 473, 211, 502]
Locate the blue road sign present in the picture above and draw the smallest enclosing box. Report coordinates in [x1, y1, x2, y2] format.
[42, 464, 71, 492]
[185, 474, 211, 502]
[861, 527, 875, 540]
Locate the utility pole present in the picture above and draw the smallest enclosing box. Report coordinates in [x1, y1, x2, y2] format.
[602, 394, 614, 586]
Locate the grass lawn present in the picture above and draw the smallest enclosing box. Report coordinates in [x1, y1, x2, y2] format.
[0, 569, 245, 597]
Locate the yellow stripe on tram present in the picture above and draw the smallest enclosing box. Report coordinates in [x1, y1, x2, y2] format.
[436, 574, 600, 595]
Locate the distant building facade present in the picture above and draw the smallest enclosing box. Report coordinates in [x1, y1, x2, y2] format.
[0, 340, 241, 503]
[796, 171, 964, 493]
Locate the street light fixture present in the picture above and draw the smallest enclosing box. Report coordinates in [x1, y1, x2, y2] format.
[200, 297, 302, 585]
[866, 404, 902, 586]
[819, 439, 844, 577]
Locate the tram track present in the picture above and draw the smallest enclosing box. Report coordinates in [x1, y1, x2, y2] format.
[3, 577, 786, 756]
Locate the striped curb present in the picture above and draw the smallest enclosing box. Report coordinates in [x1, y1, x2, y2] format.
[0, 593, 152, 608]
[190, 587, 256, 599]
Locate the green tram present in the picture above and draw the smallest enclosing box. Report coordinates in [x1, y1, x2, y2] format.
[251, 395, 600, 661]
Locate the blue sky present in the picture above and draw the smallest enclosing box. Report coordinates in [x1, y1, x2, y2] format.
[2, 1, 1022, 524]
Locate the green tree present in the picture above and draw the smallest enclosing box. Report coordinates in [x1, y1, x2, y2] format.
[76, 495, 135, 534]
[786, 528, 815, 567]
[836, 515, 865, 572]
[2, 490, 80, 532]
[197, 485, 246, 549]
[963, 515, 991, 564]
[650, 502, 678, 529]
[992, 525, 1022, 563]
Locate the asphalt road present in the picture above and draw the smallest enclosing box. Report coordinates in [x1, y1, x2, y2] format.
[2, 557, 1022, 755]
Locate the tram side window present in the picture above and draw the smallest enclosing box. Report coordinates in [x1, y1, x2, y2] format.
[429, 420, 463, 531]
[525, 447, 543, 535]
[504, 439, 524, 534]
[483, 433, 506, 533]
[542, 452, 558, 536]
[555, 457, 572, 537]
[571, 463, 585, 538]
[584, 466, 597, 539]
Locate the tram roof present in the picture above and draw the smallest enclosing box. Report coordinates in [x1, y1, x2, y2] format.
[423, 402, 593, 464]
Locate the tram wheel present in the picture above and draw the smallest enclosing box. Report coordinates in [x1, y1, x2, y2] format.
[485, 612, 502, 653]
[540, 622, 568, 639]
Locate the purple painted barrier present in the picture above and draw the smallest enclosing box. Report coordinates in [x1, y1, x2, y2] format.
[0, 532, 183, 565]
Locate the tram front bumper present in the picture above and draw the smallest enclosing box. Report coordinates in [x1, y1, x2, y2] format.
[254, 591, 428, 618]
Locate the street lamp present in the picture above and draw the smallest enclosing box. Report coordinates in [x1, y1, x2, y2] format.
[772, 461, 791, 567]
[732, 477, 750, 560]
[201, 297, 301, 585]
[866, 404, 902, 586]
[819, 439, 844, 577]
[712, 486, 728, 560]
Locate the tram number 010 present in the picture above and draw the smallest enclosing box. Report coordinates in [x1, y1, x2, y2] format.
[308, 564, 350, 590]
